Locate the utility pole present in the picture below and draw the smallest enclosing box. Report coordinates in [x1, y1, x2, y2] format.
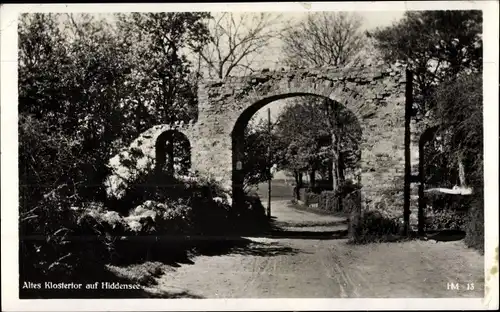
[267, 107, 272, 218]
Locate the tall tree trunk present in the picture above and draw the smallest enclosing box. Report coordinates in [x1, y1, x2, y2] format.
[458, 154, 467, 187]
[294, 170, 300, 200]
[331, 133, 340, 193]
[339, 150, 345, 184]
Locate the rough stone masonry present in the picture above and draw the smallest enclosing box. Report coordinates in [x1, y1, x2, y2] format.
[188, 63, 408, 209]
[109, 63, 414, 211]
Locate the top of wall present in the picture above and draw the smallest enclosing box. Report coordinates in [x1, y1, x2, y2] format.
[201, 62, 408, 88]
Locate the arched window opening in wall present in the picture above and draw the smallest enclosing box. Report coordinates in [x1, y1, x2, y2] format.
[155, 130, 192, 176]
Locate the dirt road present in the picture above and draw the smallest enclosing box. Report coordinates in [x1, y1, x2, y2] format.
[146, 200, 484, 298]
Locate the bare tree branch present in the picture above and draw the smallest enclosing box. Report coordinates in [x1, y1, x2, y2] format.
[199, 12, 281, 79]
[280, 12, 364, 68]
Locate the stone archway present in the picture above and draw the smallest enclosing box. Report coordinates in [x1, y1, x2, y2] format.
[190, 64, 408, 209]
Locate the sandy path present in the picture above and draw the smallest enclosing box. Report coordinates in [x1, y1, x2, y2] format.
[147, 200, 484, 298]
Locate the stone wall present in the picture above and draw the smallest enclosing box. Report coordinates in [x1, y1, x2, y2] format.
[190, 64, 408, 209]
[105, 122, 197, 199]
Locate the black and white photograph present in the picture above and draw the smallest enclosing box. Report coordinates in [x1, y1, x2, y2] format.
[1, 2, 498, 311]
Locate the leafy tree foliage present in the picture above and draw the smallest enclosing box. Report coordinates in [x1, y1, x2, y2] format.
[19, 13, 210, 201]
[241, 118, 284, 188]
[19, 13, 135, 201]
[115, 13, 211, 126]
[432, 72, 483, 189]
[371, 10, 483, 188]
[371, 11, 483, 250]
[370, 10, 482, 117]
[273, 97, 361, 188]
[18, 13, 212, 283]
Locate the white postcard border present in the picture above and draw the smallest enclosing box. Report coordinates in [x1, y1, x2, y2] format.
[2, 2, 498, 311]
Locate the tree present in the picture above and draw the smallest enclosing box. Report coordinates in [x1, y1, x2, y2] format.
[19, 13, 212, 200]
[241, 118, 283, 188]
[273, 97, 361, 192]
[115, 13, 211, 126]
[432, 72, 483, 189]
[18, 12, 216, 285]
[280, 12, 364, 67]
[371, 10, 483, 189]
[198, 12, 281, 79]
[370, 10, 482, 118]
[280, 12, 364, 191]
[19, 13, 135, 200]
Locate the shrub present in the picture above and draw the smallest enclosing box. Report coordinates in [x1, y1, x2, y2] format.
[426, 192, 472, 212]
[348, 210, 402, 244]
[298, 187, 306, 202]
[318, 191, 339, 211]
[317, 181, 361, 213]
[425, 208, 468, 231]
[19, 188, 113, 284]
[464, 195, 484, 254]
[124, 200, 194, 235]
[304, 192, 320, 206]
[342, 190, 362, 213]
[235, 192, 270, 234]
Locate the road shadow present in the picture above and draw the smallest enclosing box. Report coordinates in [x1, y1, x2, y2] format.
[262, 229, 348, 240]
[190, 236, 305, 257]
[424, 230, 467, 242]
[273, 220, 348, 228]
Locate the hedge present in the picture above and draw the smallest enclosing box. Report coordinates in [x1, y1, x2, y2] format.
[317, 182, 361, 213]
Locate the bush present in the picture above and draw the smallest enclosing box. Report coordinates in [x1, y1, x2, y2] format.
[307, 180, 333, 194]
[318, 191, 339, 211]
[464, 195, 484, 254]
[426, 192, 472, 212]
[425, 208, 468, 231]
[342, 190, 362, 213]
[298, 187, 306, 201]
[20, 189, 113, 284]
[348, 210, 402, 244]
[304, 192, 320, 206]
[317, 181, 361, 213]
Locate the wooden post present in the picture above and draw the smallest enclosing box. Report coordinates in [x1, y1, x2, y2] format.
[403, 69, 413, 236]
[418, 140, 426, 237]
[267, 107, 272, 218]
